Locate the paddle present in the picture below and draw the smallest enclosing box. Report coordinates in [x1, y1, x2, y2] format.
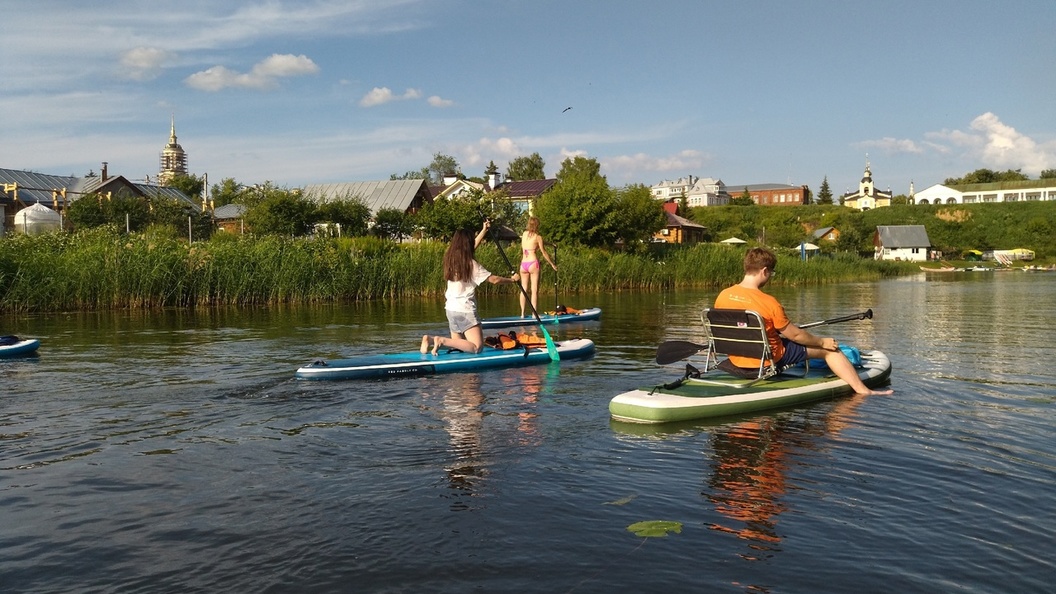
[654, 309, 873, 365]
[484, 220, 560, 362]
[552, 243, 560, 314]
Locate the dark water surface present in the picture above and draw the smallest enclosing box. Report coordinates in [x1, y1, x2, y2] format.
[3, 272, 1054, 593]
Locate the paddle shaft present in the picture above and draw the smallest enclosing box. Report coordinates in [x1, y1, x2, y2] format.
[799, 309, 872, 329]
[655, 309, 873, 365]
[553, 243, 559, 310]
[484, 221, 560, 361]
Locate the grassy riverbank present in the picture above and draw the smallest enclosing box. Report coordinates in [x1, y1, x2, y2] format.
[0, 228, 915, 313]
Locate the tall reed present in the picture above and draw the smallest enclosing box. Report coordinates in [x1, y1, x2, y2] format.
[0, 230, 915, 313]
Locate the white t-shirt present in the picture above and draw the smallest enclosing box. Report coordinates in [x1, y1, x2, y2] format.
[444, 259, 493, 313]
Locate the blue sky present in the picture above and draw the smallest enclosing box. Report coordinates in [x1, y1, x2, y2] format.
[3, 0, 1054, 197]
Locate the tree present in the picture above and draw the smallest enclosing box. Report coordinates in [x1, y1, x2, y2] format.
[801, 185, 813, 205]
[729, 187, 754, 206]
[372, 208, 413, 241]
[167, 173, 205, 205]
[390, 152, 460, 185]
[390, 167, 430, 181]
[613, 184, 666, 251]
[414, 193, 488, 241]
[243, 183, 317, 236]
[210, 178, 244, 207]
[506, 153, 546, 181]
[677, 193, 692, 220]
[315, 195, 372, 236]
[944, 168, 1029, 185]
[1040, 169, 1056, 179]
[535, 156, 619, 247]
[817, 176, 833, 205]
[66, 192, 149, 231]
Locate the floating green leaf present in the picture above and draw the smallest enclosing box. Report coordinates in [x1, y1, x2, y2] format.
[626, 520, 683, 537]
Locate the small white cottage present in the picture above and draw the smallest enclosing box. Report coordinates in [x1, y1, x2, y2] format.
[873, 225, 931, 261]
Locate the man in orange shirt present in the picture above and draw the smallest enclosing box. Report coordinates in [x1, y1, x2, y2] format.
[714, 248, 893, 396]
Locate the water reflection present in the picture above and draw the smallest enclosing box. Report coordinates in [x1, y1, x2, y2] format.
[439, 374, 487, 511]
[612, 392, 869, 565]
[707, 395, 868, 558]
[436, 364, 556, 511]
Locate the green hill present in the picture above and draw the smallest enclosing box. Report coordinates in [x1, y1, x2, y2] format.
[688, 201, 1056, 260]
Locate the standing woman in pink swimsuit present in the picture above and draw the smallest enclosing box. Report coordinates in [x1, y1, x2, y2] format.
[519, 216, 557, 318]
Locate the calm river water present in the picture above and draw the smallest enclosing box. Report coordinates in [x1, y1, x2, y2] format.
[2, 272, 1054, 593]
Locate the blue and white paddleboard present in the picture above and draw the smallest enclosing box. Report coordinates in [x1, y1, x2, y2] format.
[296, 337, 595, 381]
[0, 336, 40, 358]
[479, 307, 601, 330]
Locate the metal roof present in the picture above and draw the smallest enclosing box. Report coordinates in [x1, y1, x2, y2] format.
[0, 168, 92, 207]
[498, 179, 556, 198]
[302, 180, 430, 214]
[2, 167, 197, 210]
[876, 225, 931, 248]
[212, 204, 246, 219]
[665, 211, 706, 229]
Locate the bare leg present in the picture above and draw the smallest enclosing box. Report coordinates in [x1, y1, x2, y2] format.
[520, 270, 530, 317]
[806, 346, 894, 395]
[420, 334, 430, 354]
[529, 267, 541, 314]
[437, 325, 485, 354]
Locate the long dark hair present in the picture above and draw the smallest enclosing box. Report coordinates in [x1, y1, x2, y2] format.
[442, 229, 475, 282]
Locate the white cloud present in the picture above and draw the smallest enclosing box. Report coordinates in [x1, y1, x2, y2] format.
[603, 149, 709, 178]
[120, 47, 177, 81]
[359, 87, 423, 107]
[427, 95, 454, 108]
[854, 137, 924, 154]
[926, 112, 1055, 175]
[185, 54, 319, 91]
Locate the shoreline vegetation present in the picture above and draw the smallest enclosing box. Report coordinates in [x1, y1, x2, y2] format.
[0, 227, 919, 313]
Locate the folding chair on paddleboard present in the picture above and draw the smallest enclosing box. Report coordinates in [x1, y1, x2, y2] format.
[696, 308, 807, 388]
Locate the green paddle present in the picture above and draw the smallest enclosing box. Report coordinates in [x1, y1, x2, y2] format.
[655, 309, 873, 365]
[485, 220, 560, 362]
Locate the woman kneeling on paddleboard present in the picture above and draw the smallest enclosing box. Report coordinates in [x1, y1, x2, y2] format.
[422, 221, 519, 355]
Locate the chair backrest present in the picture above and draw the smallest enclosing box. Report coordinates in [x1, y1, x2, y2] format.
[701, 308, 775, 380]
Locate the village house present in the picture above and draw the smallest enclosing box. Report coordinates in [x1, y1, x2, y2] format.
[873, 225, 931, 261]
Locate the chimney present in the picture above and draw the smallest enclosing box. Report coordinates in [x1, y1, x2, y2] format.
[101, 162, 108, 181]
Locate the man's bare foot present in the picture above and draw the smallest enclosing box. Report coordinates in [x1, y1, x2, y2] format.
[858, 388, 894, 396]
[431, 336, 443, 356]
[420, 335, 430, 354]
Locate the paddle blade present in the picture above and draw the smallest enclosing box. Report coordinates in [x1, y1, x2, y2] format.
[540, 324, 560, 362]
[655, 340, 707, 366]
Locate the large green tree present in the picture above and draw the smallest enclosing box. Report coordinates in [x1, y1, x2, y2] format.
[535, 156, 619, 248]
[210, 177, 244, 208]
[506, 153, 546, 181]
[613, 184, 666, 250]
[372, 208, 413, 241]
[315, 196, 372, 236]
[243, 183, 317, 236]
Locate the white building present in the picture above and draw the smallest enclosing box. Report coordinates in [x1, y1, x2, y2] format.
[874, 225, 931, 262]
[913, 179, 1056, 205]
[651, 176, 729, 207]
